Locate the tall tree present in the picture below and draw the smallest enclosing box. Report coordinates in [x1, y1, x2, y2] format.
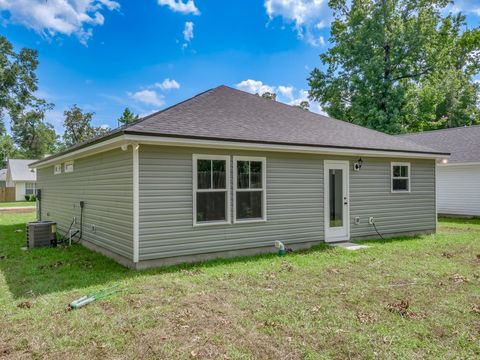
[117, 107, 139, 126]
[295, 101, 310, 111]
[259, 92, 277, 101]
[0, 135, 18, 168]
[11, 104, 58, 159]
[63, 105, 109, 147]
[0, 35, 44, 135]
[308, 0, 480, 134]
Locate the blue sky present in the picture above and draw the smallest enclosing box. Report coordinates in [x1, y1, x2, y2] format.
[0, 0, 479, 134]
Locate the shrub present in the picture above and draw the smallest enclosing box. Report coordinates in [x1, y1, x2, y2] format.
[29, 195, 36, 202]
[24, 195, 30, 201]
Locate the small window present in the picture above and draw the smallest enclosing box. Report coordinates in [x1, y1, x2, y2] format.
[391, 162, 410, 192]
[54, 164, 62, 175]
[25, 182, 36, 195]
[234, 157, 266, 222]
[64, 161, 74, 173]
[193, 155, 230, 225]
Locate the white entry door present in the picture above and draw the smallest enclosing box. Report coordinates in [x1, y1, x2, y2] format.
[324, 160, 350, 242]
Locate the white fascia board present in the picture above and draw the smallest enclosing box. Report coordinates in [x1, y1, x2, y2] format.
[30, 136, 130, 169]
[30, 133, 448, 169]
[437, 161, 480, 166]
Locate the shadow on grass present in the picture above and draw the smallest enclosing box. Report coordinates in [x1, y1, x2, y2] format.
[439, 216, 480, 226]
[358, 234, 425, 246]
[0, 217, 332, 299]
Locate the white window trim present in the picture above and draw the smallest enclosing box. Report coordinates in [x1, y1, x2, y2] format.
[54, 164, 62, 175]
[391, 162, 411, 193]
[192, 154, 231, 226]
[233, 156, 267, 224]
[64, 160, 74, 173]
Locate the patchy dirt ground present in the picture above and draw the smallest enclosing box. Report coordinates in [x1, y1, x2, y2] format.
[0, 214, 479, 359]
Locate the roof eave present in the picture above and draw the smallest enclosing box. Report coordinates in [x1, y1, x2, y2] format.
[30, 131, 450, 169]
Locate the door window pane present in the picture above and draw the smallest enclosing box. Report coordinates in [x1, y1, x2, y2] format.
[329, 169, 343, 228]
[236, 191, 262, 219]
[196, 192, 226, 222]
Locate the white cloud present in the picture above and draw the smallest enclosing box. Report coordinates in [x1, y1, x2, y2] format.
[236, 79, 326, 115]
[158, 0, 199, 15]
[128, 90, 165, 107]
[264, 0, 330, 46]
[236, 79, 275, 95]
[100, 123, 110, 130]
[0, 0, 120, 45]
[277, 85, 294, 100]
[155, 78, 181, 90]
[183, 21, 194, 42]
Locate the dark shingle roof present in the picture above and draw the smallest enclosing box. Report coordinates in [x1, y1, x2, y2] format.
[398, 126, 480, 163]
[123, 86, 445, 155]
[31, 85, 448, 167]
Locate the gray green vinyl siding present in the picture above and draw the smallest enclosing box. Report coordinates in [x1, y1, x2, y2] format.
[139, 146, 324, 261]
[349, 158, 436, 237]
[36, 148, 133, 259]
[139, 145, 435, 261]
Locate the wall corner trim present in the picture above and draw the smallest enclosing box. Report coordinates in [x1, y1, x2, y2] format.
[133, 143, 140, 263]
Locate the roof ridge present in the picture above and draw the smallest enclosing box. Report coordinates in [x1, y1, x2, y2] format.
[225, 85, 416, 142]
[122, 86, 222, 130]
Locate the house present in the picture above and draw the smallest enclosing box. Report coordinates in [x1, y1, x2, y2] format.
[400, 126, 480, 217]
[0, 169, 6, 188]
[30, 86, 448, 269]
[6, 159, 37, 201]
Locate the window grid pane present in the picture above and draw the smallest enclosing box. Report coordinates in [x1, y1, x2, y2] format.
[236, 191, 262, 220]
[235, 158, 265, 221]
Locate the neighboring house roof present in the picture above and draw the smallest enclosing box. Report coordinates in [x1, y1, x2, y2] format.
[7, 159, 37, 182]
[0, 169, 6, 182]
[31, 86, 448, 167]
[398, 125, 480, 163]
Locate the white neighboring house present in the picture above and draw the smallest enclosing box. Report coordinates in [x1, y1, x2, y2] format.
[400, 126, 480, 216]
[5, 159, 37, 201]
[0, 168, 6, 187]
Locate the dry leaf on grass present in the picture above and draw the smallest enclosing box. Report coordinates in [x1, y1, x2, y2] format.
[386, 299, 425, 319]
[17, 301, 32, 309]
[449, 273, 469, 284]
[441, 252, 454, 258]
[386, 299, 410, 316]
[327, 268, 341, 274]
[181, 268, 203, 276]
[280, 261, 294, 272]
[356, 312, 377, 324]
[471, 304, 480, 315]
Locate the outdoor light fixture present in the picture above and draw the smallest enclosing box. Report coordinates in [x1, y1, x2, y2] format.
[353, 158, 363, 171]
[441, 158, 448, 164]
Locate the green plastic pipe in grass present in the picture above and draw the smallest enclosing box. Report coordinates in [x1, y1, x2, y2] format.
[275, 241, 286, 256]
[69, 285, 119, 310]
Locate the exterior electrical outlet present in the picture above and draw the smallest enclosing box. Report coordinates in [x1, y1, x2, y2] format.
[369, 217, 375, 225]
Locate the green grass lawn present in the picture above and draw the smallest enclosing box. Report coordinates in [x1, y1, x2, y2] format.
[0, 201, 35, 207]
[0, 213, 479, 359]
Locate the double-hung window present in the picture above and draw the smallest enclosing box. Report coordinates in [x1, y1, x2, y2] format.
[233, 157, 266, 222]
[391, 162, 410, 192]
[193, 155, 230, 225]
[25, 182, 36, 195]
